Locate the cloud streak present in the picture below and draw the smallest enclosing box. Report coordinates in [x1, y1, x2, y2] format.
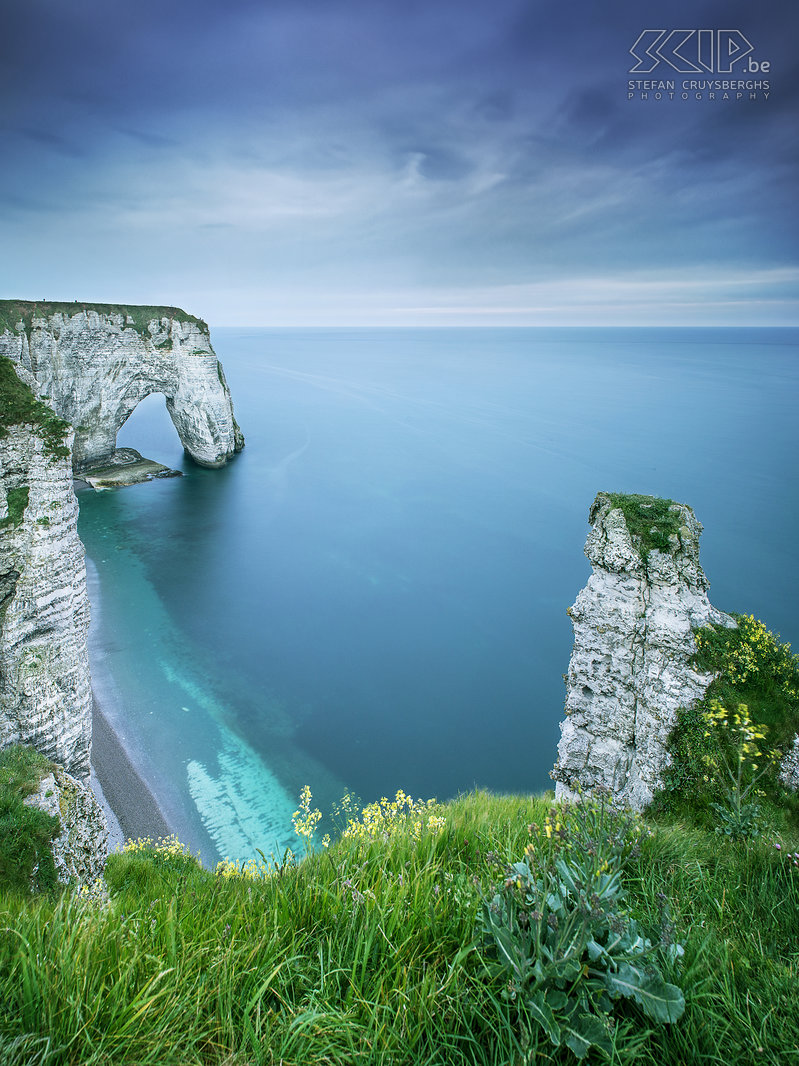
[0, 0, 796, 323]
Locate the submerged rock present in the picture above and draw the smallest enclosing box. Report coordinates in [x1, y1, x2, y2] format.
[78, 447, 182, 490]
[552, 492, 734, 809]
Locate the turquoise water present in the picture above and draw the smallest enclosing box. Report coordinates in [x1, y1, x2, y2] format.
[77, 327, 799, 864]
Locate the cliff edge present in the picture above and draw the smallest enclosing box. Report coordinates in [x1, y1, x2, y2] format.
[553, 492, 735, 809]
[0, 301, 244, 470]
[0, 358, 92, 780]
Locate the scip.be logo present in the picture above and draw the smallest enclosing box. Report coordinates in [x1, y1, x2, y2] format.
[629, 30, 769, 74]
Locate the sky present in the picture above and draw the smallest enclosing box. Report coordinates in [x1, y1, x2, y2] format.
[1, 0, 797, 325]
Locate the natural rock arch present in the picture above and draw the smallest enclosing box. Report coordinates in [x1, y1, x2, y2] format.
[0, 303, 244, 470]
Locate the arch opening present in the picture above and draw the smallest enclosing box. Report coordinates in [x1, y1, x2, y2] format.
[78, 391, 185, 490]
[117, 392, 187, 470]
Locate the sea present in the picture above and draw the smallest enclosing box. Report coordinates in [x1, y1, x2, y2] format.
[76, 327, 799, 866]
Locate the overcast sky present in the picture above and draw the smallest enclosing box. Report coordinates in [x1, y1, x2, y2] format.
[1, 0, 796, 325]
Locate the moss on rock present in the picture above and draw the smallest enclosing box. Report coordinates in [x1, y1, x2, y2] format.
[606, 492, 683, 562]
[0, 356, 71, 459]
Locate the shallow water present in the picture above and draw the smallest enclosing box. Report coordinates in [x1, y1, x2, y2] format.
[77, 327, 799, 864]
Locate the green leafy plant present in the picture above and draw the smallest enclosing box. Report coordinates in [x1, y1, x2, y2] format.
[693, 616, 799, 747]
[2, 790, 799, 1064]
[656, 615, 799, 830]
[0, 486, 30, 530]
[704, 700, 774, 840]
[480, 796, 684, 1059]
[652, 703, 725, 824]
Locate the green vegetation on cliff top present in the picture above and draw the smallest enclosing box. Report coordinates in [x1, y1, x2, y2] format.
[3, 600, 799, 1065]
[0, 356, 71, 459]
[0, 746, 59, 896]
[606, 492, 682, 561]
[0, 300, 209, 339]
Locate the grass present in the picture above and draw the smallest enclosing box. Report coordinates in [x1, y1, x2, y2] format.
[0, 747, 60, 897]
[0, 356, 71, 459]
[0, 789, 798, 1065]
[0, 607, 795, 1064]
[605, 493, 683, 562]
[0, 300, 209, 340]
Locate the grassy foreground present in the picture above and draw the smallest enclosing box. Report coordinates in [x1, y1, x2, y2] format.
[1, 789, 798, 1066]
[2, 613, 797, 1063]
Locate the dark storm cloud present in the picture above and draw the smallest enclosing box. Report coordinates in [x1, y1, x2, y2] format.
[0, 0, 796, 322]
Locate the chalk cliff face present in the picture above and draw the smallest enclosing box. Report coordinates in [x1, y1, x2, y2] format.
[25, 764, 108, 886]
[0, 399, 91, 780]
[0, 304, 243, 878]
[0, 302, 244, 470]
[553, 492, 734, 809]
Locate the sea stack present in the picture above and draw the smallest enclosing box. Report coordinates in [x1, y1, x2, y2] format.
[553, 492, 734, 809]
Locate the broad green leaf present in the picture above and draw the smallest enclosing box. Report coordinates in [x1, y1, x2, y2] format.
[605, 963, 685, 1023]
[594, 869, 623, 901]
[553, 957, 582, 982]
[564, 1014, 613, 1057]
[545, 989, 569, 1011]
[563, 1028, 592, 1059]
[546, 891, 565, 912]
[587, 938, 605, 961]
[527, 991, 562, 1046]
[555, 858, 580, 893]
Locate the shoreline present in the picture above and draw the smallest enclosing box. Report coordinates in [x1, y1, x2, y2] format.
[83, 548, 174, 848]
[91, 691, 172, 846]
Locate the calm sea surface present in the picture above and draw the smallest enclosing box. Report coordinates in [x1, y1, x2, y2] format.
[77, 327, 799, 864]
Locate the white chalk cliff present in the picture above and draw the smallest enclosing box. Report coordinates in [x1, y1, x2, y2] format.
[553, 492, 734, 809]
[0, 406, 92, 780]
[25, 763, 109, 887]
[0, 302, 244, 470]
[1, 302, 242, 805]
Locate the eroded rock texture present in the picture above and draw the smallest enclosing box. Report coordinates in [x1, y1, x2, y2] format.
[24, 763, 108, 886]
[0, 303, 243, 469]
[553, 492, 734, 809]
[780, 736, 799, 792]
[0, 416, 92, 780]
